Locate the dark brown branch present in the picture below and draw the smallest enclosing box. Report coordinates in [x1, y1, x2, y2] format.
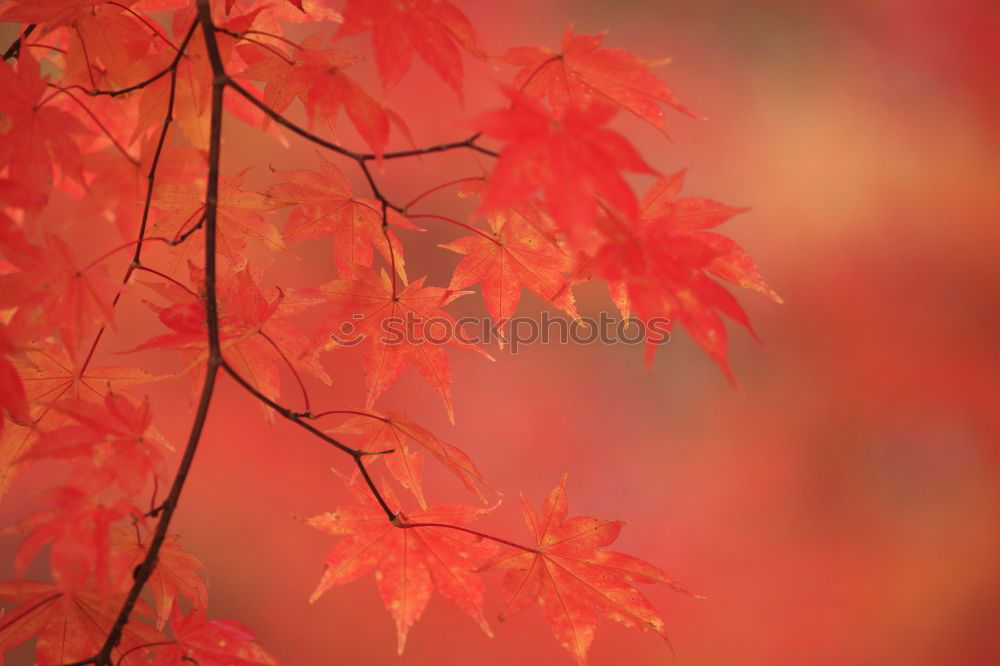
[219, 361, 383, 459]
[78, 4, 226, 664]
[371, 133, 498, 161]
[219, 361, 397, 520]
[226, 79, 367, 160]
[63, 8, 515, 662]
[225, 78, 497, 162]
[3, 24, 35, 60]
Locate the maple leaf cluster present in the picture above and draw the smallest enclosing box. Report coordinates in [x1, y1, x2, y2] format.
[0, 0, 776, 663]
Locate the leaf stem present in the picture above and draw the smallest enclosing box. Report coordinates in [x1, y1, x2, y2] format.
[258, 329, 312, 414]
[133, 265, 199, 298]
[309, 408, 387, 421]
[408, 213, 496, 243]
[403, 176, 483, 210]
[106, 1, 179, 52]
[79, 237, 172, 273]
[38, 85, 139, 166]
[396, 520, 535, 553]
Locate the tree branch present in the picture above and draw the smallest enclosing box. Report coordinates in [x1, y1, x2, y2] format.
[63, 10, 516, 662]
[79, 4, 225, 663]
[2, 24, 35, 61]
[219, 361, 397, 520]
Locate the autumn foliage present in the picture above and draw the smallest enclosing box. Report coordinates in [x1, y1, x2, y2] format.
[0, 0, 775, 664]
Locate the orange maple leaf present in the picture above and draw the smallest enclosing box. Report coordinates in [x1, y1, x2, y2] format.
[305, 268, 491, 423]
[304, 478, 496, 654]
[480, 474, 691, 665]
[0, 580, 163, 665]
[151, 168, 289, 265]
[111, 530, 208, 631]
[440, 203, 578, 341]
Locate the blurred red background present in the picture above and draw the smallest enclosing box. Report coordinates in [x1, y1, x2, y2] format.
[3, 0, 999, 663]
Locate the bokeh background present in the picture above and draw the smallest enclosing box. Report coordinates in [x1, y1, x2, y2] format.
[3, 0, 999, 664]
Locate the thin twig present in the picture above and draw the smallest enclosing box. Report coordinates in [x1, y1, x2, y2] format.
[408, 213, 496, 242]
[133, 265, 199, 298]
[403, 176, 484, 210]
[78, 22, 196, 377]
[172, 212, 206, 245]
[309, 409, 387, 421]
[38, 86, 139, 165]
[220, 361, 382, 460]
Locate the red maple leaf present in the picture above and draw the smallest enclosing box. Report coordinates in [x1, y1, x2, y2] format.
[227, 0, 304, 14]
[0, 224, 119, 353]
[639, 168, 782, 303]
[440, 202, 578, 341]
[0, 0, 136, 32]
[112, 530, 208, 630]
[149, 606, 279, 665]
[304, 268, 490, 423]
[151, 168, 289, 265]
[0, 340, 158, 505]
[8, 485, 141, 593]
[0, 580, 164, 665]
[12, 340, 159, 412]
[473, 90, 655, 238]
[264, 153, 418, 281]
[591, 169, 779, 379]
[303, 477, 496, 654]
[336, 0, 486, 99]
[0, 52, 86, 205]
[81, 143, 205, 241]
[504, 25, 702, 135]
[480, 474, 691, 664]
[22, 392, 168, 498]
